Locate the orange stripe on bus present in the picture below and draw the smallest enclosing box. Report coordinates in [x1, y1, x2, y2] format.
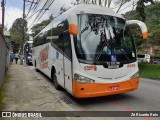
[72, 78, 139, 98]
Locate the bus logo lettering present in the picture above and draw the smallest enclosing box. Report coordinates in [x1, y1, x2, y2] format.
[39, 45, 49, 69]
[127, 64, 135, 68]
[84, 65, 97, 71]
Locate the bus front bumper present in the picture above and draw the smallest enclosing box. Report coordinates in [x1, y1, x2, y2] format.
[73, 78, 139, 98]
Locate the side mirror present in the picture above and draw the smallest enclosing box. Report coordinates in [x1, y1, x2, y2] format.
[68, 14, 78, 35]
[69, 24, 78, 35]
[126, 20, 148, 39]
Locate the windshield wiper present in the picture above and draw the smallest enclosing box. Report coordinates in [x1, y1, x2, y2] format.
[93, 39, 131, 64]
[93, 40, 108, 64]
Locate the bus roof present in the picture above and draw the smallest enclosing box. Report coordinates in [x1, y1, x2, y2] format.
[63, 4, 124, 19]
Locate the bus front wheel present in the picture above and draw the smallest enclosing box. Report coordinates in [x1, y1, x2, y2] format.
[52, 71, 62, 90]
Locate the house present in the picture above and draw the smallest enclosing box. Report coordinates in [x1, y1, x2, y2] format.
[138, 45, 160, 62]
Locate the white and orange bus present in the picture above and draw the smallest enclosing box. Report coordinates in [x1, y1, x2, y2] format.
[32, 4, 148, 98]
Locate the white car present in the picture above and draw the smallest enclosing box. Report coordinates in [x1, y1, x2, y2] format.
[153, 59, 160, 64]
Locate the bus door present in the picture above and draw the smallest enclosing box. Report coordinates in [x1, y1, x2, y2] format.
[63, 31, 73, 94]
[55, 33, 65, 88]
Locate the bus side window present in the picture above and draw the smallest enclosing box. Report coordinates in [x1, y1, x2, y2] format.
[63, 31, 72, 59]
[58, 33, 64, 51]
[51, 19, 69, 52]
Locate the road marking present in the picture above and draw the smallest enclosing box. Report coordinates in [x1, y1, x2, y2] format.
[111, 101, 152, 120]
[111, 101, 133, 112]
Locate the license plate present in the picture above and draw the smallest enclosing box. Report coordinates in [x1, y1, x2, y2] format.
[108, 85, 120, 91]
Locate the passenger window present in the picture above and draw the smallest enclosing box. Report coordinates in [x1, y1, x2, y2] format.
[51, 19, 69, 52]
[63, 31, 72, 59]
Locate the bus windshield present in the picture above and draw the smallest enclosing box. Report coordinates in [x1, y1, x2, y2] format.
[74, 14, 136, 65]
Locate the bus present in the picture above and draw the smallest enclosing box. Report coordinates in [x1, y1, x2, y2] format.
[137, 54, 150, 63]
[24, 41, 33, 65]
[32, 4, 148, 98]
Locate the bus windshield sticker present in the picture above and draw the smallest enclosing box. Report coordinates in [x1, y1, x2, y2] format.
[56, 51, 59, 59]
[132, 51, 135, 58]
[111, 55, 117, 62]
[84, 65, 97, 71]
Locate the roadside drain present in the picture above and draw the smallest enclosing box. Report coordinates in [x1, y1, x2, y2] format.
[60, 97, 72, 104]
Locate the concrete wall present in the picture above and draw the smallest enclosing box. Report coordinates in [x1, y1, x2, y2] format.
[0, 32, 9, 87]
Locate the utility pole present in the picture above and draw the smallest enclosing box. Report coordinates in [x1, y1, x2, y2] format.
[20, 0, 38, 65]
[1, 0, 5, 34]
[20, 0, 25, 65]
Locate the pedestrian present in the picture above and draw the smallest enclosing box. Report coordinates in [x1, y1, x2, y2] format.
[15, 52, 19, 64]
[10, 52, 14, 65]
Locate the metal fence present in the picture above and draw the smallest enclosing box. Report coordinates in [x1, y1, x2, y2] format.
[0, 32, 9, 87]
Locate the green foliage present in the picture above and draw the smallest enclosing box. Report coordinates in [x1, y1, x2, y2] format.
[31, 15, 53, 37]
[136, 0, 154, 22]
[125, 2, 160, 49]
[0, 87, 4, 111]
[0, 75, 10, 111]
[12, 18, 28, 36]
[10, 28, 21, 53]
[139, 64, 160, 80]
[10, 28, 21, 42]
[128, 24, 146, 51]
[9, 18, 28, 53]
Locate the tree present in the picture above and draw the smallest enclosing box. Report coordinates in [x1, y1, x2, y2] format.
[125, 2, 160, 50]
[12, 18, 28, 36]
[31, 15, 53, 37]
[136, 0, 154, 21]
[9, 18, 28, 53]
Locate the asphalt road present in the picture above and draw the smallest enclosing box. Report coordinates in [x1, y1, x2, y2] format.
[28, 66, 160, 120]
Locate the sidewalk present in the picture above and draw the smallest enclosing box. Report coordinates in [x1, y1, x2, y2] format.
[1, 62, 72, 120]
[1, 62, 114, 120]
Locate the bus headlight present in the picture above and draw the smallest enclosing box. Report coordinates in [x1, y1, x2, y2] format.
[74, 73, 95, 83]
[130, 71, 139, 79]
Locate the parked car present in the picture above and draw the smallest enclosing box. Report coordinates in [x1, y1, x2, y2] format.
[137, 54, 150, 63]
[153, 59, 160, 64]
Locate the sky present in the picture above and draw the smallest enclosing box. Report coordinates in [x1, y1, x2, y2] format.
[0, 0, 138, 33]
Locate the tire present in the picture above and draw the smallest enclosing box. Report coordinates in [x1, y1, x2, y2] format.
[52, 72, 62, 90]
[35, 61, 39, 72]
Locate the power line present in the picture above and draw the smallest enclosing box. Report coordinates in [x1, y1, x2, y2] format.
[26, 0, 40, 18]
[27, 8, 49, 20]
[31, 0, 49, 21]
[35, 0, 55, 23]
[28, 0, 52, 28]
[31, 0, 41, 12]
[26, 0, 35, 17]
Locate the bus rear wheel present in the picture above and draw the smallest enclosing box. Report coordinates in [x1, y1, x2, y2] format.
[52, 72, 62, 90]
[35, 61, 39, 72]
